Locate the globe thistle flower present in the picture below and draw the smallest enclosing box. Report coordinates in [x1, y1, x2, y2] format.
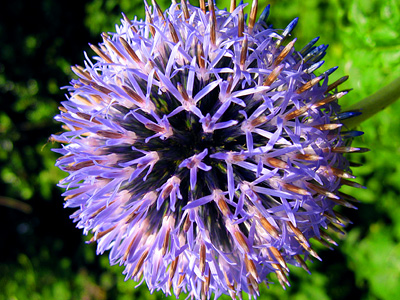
[53, 0, 367, 299]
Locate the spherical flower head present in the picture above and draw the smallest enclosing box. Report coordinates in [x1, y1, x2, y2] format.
[53, 0, 366, 299]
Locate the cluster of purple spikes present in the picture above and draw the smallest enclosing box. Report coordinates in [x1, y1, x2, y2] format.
[53, 0, 366, 299]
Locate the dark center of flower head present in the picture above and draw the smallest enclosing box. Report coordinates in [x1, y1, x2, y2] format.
[53, 1, 367, 299]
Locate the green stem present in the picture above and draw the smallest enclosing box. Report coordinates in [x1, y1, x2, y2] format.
[342, 76, 400, 129]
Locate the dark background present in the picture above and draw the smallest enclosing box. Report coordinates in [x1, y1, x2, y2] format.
[1, 0, 399, 299]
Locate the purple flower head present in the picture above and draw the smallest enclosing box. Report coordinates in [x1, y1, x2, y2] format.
[53, 0, 367, 299]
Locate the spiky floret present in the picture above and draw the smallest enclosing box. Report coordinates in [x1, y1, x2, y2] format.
[53, 0, 365, 299]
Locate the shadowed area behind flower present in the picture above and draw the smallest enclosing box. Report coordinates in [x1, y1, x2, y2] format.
[0, 0, 400, 299]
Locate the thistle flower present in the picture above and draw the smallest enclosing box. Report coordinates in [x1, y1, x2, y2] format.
[53, 0, 367, 299]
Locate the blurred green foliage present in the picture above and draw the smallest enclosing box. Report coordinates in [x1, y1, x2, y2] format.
[0, 0, 399, 299]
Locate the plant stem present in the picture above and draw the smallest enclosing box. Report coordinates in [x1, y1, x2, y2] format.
[342, 76, 400, 129]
